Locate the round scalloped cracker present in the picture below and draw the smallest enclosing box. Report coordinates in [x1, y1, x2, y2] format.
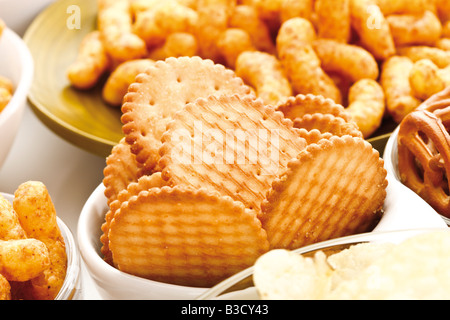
[121, 56, 253, 172]
[276, 93, 353, 122]
[294, 113, 363, 138]
[260, 135, 387, 250]
[158, 94, 307, 214]
[103, 138, 152, 206]
[100, 172, 166, 264]
[295, 128, 334, 145]
[108, 185, 269, 287]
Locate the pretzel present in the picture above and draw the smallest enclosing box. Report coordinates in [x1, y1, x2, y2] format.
[397, 87, 450, 218]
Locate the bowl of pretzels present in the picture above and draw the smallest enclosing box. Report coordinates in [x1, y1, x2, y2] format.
[384, 86, 450, 225]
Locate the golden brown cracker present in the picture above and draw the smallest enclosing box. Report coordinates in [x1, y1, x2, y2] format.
[158, 94, 307, 214]
[121, 56, 253, 173]
[293, 113, 363, 138]
[108, 186, 269, 287]
[260, 135, 387, 250]
[100, 172, 166, 264]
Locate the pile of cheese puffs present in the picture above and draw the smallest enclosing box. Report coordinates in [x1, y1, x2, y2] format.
[67, 0, 450, 138]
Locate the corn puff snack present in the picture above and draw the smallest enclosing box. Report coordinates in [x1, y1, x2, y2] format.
[398, 46, 450, 68]
[312, 39, 379, 82]
[387, 11, 442, 47]
[381, 56, 421, 123]
[133, 0, 198, 49]
[347, 79, 385, 138]
[103, 59, 155, 107]
[436, 0, 450, 23]
[217, 28, 255, 69]
[0, 195, 26, 241]
[13, 181, 67, 300]
[0, 239, 50, 282]
[194, 0, 235, 64]
[230, 5, 276, 54]
[235, 50, 292, 106]
[375, 0, 432, 15]
[350, 0, 395, 60]
[409, 59, 446, 100]
[276, 18, 341, 104]
[0, 274, 10, 300]
[97, 0, 147, 63]
[67, 31, 110, 90]
[280, 0, 314, 23]
[148, 32, 198, 61]
[315, 0, 351, 43]
[252, 0, 283, 31]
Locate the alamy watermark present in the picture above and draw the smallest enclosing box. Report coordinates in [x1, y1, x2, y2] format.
[169, 121, 281, 176]
[66, 5, 81, 30]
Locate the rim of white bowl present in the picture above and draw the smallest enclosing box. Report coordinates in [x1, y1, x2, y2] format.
[77, 183, 208, 297]
[0, 27, 34, 126]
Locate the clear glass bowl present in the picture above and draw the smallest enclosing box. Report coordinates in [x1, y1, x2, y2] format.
[197, 228, 448, 300]
[1, 192, 82, 300]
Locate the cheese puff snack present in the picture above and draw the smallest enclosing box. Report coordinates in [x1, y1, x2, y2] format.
[436, 0, 450, 23]
[217, 28, 255, 69]
[229, 5, 276, 54]
[347, 79, 385, 138]
[349, 0, 395, 60]
[276, 18, 341, 104]
[381, 56, 421, 123]
[97, 0, 147, 63]
[315, 0, 351, 43]
[148, 32, 198, 61]
[0, 274, 10, 300]
[235, 50, 292, 106]
[67, 31, 110, 90]
[398, 46, 450, 68]
[280, 0, 314, 23]
[312, 39, 379, 82]
[103, 59, 155, 107]
[409, 59, 450, 100]
[13, 181, 67, 300]
[0, 239, 50, 282]
[375, 0, 433, 15]
[387, 11, 442, 47]
[0, 195, 26, 240]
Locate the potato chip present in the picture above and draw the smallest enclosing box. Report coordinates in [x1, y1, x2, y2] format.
[158, 94, 307, 215]
[260, 135, 387, 250]
[108, 186, 269, 287]
[121, 56, 252, 172]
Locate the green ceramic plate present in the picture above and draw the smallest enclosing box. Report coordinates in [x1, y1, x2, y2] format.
[23, 0, 394, 157]
[24, 0, 122, 157]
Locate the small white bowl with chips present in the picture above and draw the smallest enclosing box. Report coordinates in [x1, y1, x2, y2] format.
[0, 26, 33, 169]
[78, 173, 446, 300]
[77, 183, 208, 300]
[198, 228, 450, 300]
[0, 192, 82, 300]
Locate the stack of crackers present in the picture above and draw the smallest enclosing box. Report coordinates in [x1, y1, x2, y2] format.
[100, 56, 387, 288]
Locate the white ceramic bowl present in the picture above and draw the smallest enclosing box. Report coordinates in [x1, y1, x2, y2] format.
[1, 192, 82, 300]
[198, 228, 450, 300]
[384, 127, 450, 225]
[0, 0, 57, 36]
[78, 174, 447, 300]
[0, 27, 33, 169]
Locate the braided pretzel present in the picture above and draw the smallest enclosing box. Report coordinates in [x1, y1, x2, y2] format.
[397, 91, 450, 218]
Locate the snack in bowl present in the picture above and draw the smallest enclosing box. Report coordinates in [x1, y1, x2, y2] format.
[253, 230, 450, 299]
[95, 55, 388, 290]
[397, 87, 450, 219]
[0, 182, 69, 300]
